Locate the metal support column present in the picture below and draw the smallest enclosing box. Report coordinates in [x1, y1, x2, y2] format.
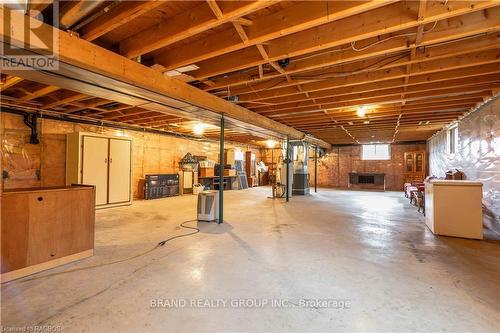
[314, 146, 318, 193]
[286, 136, 290, 202]
[218, 114, 224, 224]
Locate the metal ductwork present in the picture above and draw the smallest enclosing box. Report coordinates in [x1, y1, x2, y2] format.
[60, 0, 105, 29]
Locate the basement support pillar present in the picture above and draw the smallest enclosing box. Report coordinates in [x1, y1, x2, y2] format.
[219, 114, 224, 224]
[314, 146, 318, 193]
[286, 136, 290, 202]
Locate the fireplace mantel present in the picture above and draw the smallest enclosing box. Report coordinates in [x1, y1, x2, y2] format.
[348, 173, 386, 191]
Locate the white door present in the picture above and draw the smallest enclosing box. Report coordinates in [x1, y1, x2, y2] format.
[82, 136, 109, 205]
[108, 138, 131, 204]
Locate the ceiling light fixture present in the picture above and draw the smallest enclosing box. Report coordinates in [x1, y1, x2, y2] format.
[166, 64, 200, 77]
[266, 139, 277, 148]
[357, 105, 367, 117]
[193, 123, 205, 136]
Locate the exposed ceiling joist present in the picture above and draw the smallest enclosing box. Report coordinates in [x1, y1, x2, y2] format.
[1, 6, 330, 148]
[154, 0, 398, 71]
[187, 1, 498, 81]
[120, 0, 279, 59]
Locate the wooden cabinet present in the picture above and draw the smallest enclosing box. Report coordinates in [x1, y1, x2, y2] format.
[403, 151, 426, 183]
[66, 132, 132, 208]
[1, 185, 95, 283]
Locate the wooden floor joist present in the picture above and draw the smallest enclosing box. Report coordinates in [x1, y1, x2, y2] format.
[0, 5, 330, 148]
[1, 1, 499, 145]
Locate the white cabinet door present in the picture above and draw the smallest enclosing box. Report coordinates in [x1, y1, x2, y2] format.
[108, 138, 131, 204]
[82, 136, 109, 205]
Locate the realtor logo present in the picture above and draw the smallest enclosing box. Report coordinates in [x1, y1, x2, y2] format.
[1, 0, 59, 70]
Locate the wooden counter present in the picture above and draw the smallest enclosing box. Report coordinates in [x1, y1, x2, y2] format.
[1, 185, 95, 283]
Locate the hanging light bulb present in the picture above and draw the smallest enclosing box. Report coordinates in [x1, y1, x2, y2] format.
[193, 123, 205, 135]
[266, 139, 277, 148]
[357, 105, 367, 117]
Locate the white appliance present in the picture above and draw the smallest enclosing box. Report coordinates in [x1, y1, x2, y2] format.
[66, 132, 133, 209]
[424, 180, 483, 239]
[197, 190, 219, 222]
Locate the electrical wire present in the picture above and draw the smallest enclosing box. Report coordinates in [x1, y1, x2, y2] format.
[291, 52, 410, 81]
[4, 219, 201, 285]
[350, 21, 438, 52]
[237, 22, 439, 92]
[351, 33, 416, 52]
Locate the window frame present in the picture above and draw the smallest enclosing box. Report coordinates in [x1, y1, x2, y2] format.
[361, 144, 391, 161]
[447, 124, 458, 155]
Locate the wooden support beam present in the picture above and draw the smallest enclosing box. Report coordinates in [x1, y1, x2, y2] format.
[206, 0, 224, 20]
[120, 1, 278, 59]
[269, 61, 286, 75]
[232, 17, 253, 26]
[232, 22, 249, 43]
[256, 44, 269, 60]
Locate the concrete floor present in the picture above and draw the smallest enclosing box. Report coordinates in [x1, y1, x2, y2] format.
[2, 187, 500, 332]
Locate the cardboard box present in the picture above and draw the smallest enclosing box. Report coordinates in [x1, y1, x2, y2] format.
[224, 169, 236, 176]
[200, 167, 214, 178]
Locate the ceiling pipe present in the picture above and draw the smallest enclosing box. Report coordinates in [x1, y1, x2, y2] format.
[60, 0, 105, 30]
